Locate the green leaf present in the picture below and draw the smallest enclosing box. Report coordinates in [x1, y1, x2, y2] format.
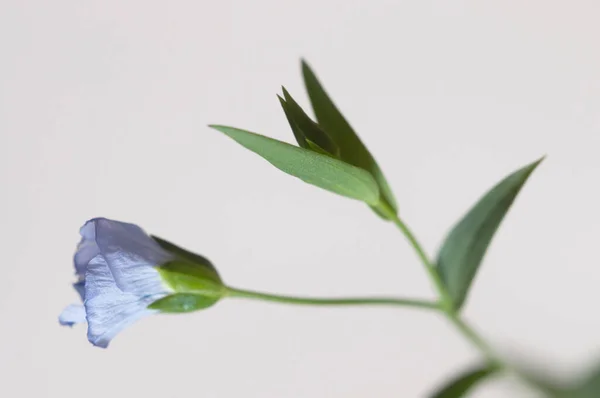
[430, 364, 498, 398]
[525, 374, 570, 397]
[210, 125, 380, 204]
[278, 87, 338, 156]
[305, 138, 332, 156]
[301, 60, 397, 217]
[148, 293, 220, 313]
[570, 361, 600, 398]
[436, 158, 544, 310]
[278, 95, 309, 150]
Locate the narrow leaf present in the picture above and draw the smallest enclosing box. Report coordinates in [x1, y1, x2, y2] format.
[514, 361, 571, 397]
[210, 125, 380, 204]
[436, 158, 544, 310]
[279, 87, 338, 156]
[571, 361, 600, 398]
[278, 95, 309, 149]
[301, 60, 397, 216]
[430, 364, 498, 398]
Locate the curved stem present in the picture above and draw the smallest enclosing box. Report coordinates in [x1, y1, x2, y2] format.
[226, 287, 439, 311]
[389, 215, 560, 394]
[390, 215, 506, 367]
[391, 215, 454, 312]
[448, 314, 501, 367]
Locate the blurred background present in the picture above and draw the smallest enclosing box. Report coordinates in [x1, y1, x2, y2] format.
[1, 1, 599, 397]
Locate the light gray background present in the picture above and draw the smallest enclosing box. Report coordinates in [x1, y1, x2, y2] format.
[1, 1, 599, 397]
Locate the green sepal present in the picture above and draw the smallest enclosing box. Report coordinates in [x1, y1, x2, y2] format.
[148, 293, 220, 313]
[152, 236, 220, 278]
[150, 259, 225, 313]
[149, 236, 225, 313]
[157, 260, 224, 294]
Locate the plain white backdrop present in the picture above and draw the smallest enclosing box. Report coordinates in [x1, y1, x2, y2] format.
[1, 1, 599, 397]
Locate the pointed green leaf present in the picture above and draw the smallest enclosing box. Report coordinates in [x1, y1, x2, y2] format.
[430, 364, 498, 398]
[278, 95, 309, 149]
[305, 138, 332, 156]
[279, 87, 338, 156]
[148, 293, 220, 313]
[210, 125, 380, 204]
[436, 158, 544, 310]
[301, 60, 397, 217]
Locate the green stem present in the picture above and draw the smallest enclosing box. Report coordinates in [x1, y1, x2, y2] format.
[226, 287, 439, 311]
[448, 314, 501, 367]
[391, 214, 563, 396]
[390, 215, 504, 366]
[391, 215, 454, 312]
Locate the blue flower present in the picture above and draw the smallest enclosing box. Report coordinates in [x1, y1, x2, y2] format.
[59, 218, 174, 348]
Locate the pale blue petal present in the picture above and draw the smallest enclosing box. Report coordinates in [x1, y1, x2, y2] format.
[59, 304, 86, 326]
[92, 218, 173, 294]
[83, 255, 166, 348]
[93, 218, 172, 266]
[74, 220, 99, 277]
[102, 251, 168, 296]
[65, 218, 174, 347]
